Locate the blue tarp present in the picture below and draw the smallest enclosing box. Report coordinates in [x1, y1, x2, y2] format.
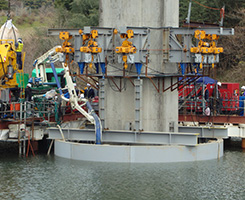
[195, 77, 217, 85]
[179, 75, 217, 85]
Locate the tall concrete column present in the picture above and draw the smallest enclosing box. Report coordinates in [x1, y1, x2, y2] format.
[163, 0, 179, 132]
[100, 0, 179, 132]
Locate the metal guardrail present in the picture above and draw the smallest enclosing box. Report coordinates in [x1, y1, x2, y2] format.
[179, 98, 244, 116]
[0, 100, 60, 121]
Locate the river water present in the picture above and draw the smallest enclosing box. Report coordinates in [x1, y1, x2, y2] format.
[1, 142, 245, 200]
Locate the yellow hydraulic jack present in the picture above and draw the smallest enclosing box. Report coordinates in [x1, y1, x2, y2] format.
[115, 29, 136, 69]
[190, 30, 223, 69]
[79, 29, 102, 68]
[56, 31, 75, 66]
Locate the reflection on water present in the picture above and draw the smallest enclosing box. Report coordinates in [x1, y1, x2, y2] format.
[1, 149, 245, 200]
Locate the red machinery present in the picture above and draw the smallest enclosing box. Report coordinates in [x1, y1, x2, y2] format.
[219, 82, 239, 113]
[179, 79, 240, 115]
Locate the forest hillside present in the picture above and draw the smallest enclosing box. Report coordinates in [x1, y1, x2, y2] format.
[0, 0, 244, 85]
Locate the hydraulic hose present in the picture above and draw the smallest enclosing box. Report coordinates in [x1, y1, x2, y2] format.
[50, 62, 63, 95]
[86, 101, 102, 144]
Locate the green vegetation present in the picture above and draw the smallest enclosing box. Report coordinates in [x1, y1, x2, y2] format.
[54, 0, 73, 11]
[0, 0, 244, 85]
[180, 0, 245, 27]
[24, 0, 53, 9]
[0, 1, 8, 11]
[69, 0, 99, 27]
[179, 0, 244, 84]
[54, 0, 99, 28]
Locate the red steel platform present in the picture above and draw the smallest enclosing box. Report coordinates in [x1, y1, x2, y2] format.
[179, 114, 245, 125]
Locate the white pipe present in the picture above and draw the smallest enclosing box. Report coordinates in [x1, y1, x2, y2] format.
[57, 125, 65, 141]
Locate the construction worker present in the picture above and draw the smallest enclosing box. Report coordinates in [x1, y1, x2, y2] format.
[204, 84, 210, 116]
[25, 83, 32, 117]
[15, 38, 23, 69]
[87, 84, 95, 99]
[84, 84, 89, 98]
[25, 83, 32, 101]
[241, 86, 245, 96]
[204, 84, 209, 101]
[239, 86, 245, 116]
[79, 89, 85, 98]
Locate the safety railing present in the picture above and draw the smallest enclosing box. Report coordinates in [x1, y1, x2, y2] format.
[179, 97, 245, 116]
[0, 100, 60, 122]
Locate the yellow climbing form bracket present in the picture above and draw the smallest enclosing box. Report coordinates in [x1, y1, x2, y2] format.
[115, 29, 137, 69]
[79, 29, 102, 68]
[190, 30, 223, 69]
[55, 31, 75, 66]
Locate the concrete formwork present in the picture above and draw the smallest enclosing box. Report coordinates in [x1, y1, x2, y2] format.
[99, 0, 179, 132]
[54, 139, 223, 163]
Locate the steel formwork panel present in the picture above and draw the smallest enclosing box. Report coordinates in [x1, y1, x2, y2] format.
[48, 27, 115, 65]
[162, 27, 234, 63]
[48, 26, 234, 65]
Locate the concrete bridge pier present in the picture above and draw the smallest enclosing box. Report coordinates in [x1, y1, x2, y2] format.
[99, 0, 179, 132]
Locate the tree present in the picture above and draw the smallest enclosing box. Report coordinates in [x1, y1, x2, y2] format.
[179, 0, 245, 27]
[0, 0, 8, 11]
[54, 0, 73, 11]
[217, 9, 245, 84]
[55, 0, 99, 28]
[24, 0, 53, 9]
[68, 0, 99, 27]
[179, 0, 221, 25]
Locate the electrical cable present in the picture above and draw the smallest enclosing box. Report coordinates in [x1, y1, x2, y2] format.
[192, 0, 220, 11]
[12, 25, 17, 44]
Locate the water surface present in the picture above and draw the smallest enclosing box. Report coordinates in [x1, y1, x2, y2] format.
[1, 147, 245, 200]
